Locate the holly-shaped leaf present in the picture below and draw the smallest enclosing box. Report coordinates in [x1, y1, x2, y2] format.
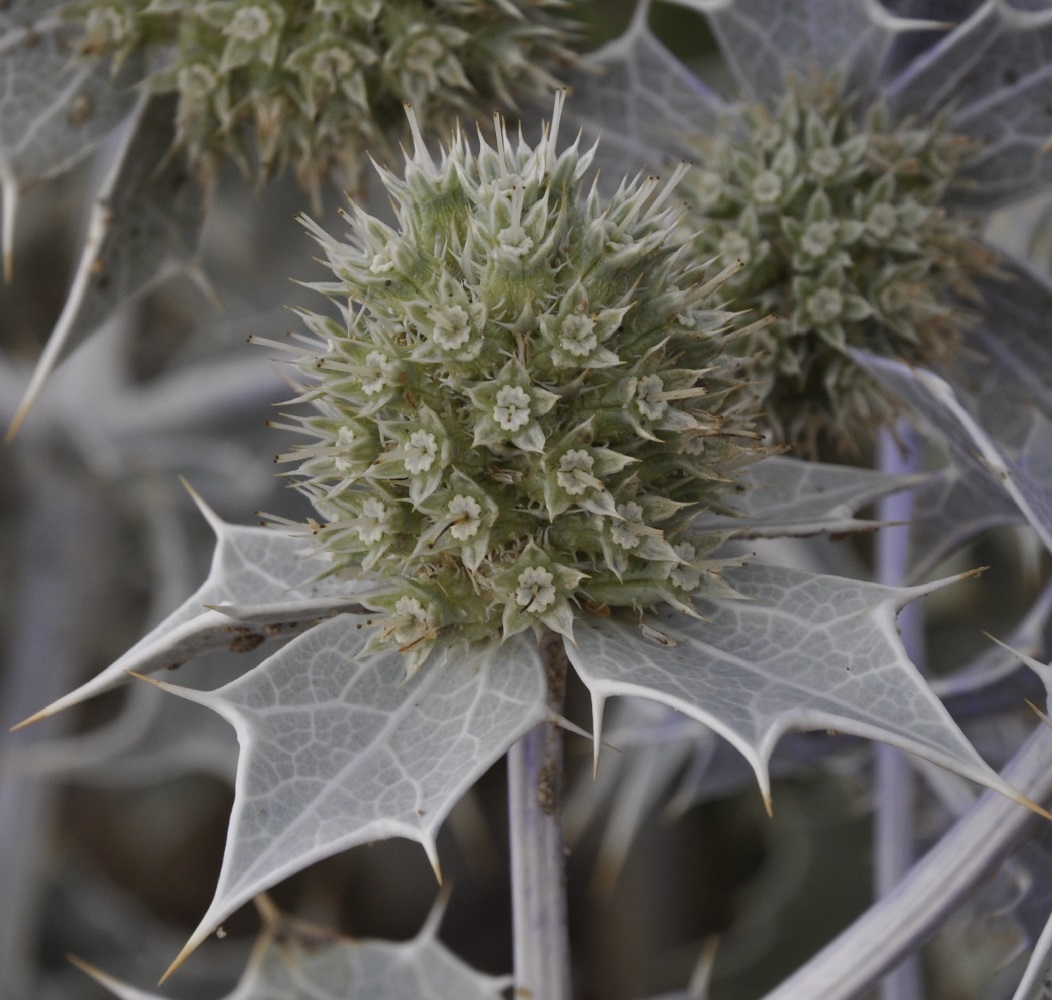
[7, 92, 207, 439]
[0, 0, 140, 278]
[149, 615, 547, 976]
[567, 561, 1038, 813]
[14, 489, 371, 728]
[73, 894, 509, 999]
[565, 0, 731, 175]
[884, 1, 1052, 205]
[668, 0, 937, 103]
[859, 353, 1052, 556]
[691, 454, 924, 538]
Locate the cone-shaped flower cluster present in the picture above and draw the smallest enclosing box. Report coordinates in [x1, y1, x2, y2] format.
[279, 93, 761, 671]
[68, 0, 577, 197]
[683, 81, 996, 453]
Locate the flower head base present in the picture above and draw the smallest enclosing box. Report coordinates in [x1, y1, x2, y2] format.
[280, 94, 760, 668]
[66, 0, 579, 199]
[682, 80, 997, 454]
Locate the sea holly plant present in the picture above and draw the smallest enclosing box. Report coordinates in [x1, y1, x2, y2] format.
[7, 2, 1052, 1000]
[8, 71, 1052, 1000]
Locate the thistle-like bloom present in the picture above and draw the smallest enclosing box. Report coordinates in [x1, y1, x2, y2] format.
[278, 93, 760, 671]
[66, 0, 579, 199]
[683, 82, 995, 451]
[581, 0, 1052, 454]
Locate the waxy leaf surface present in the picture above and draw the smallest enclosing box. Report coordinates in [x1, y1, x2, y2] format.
[884, 0, 1052, 205]
[157, 615, 547, 968]
[567, 562, 1026, 810]
[567, 1, 730, 177]
[0, 0, 138, 276]
[8, 93, 207, 437]
[691, 455, 923, 538]
[860, 354, 1052, 557]
[671, 0, 932, 101]
[18, 498, 369, 727]
[75, 898, 508, 1000]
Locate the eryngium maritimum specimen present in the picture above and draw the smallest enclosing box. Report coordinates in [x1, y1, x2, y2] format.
[273, 93, 762, 672]
[683, 81, 995, 453]
[68, 0, 578, 197]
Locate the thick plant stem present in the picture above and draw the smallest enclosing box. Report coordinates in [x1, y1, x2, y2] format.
[759, 720, 1052, 1000]
[874, 424, 924, 1000]
[508, 631, 572, 1000]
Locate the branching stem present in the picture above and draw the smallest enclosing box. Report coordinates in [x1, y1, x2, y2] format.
[508, 631, 572, 1000]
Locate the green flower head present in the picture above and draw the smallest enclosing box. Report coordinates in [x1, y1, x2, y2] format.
[682, 80, 998, 455]
[276, 93, 761, 673]
[67, 0, 580, 200]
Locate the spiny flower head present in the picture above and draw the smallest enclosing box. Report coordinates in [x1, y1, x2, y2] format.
[682, 80, 997, 454]
[67, 0, 579, 200]
[275, 93, 761, 672]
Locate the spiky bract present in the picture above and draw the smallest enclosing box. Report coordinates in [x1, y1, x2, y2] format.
[278, 94, 760, 670]
[68, 0, 578, 198]
[683, 82, 996, 454]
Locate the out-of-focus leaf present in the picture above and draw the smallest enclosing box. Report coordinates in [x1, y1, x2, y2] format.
[884, 1, 1052, 205]
[860, 354, 1052, 556]
[691, 455, 924, 538]
[0, 0, 139, 277]
[73, 895, 509, 999]
[152, 616, 547, 975]
[668, 0, 936, 102]
[564, 0, 731, 177]
[14, 490, 371, 728]
[8, 92, 207, 438]
[566, 561, 1034, 812]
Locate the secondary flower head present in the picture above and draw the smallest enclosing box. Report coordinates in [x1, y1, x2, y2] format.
[278, 93, 761, 672]
[683, 80, 996, 452]
[581, 2, 1052, 456]
[67, 0, 579, 199]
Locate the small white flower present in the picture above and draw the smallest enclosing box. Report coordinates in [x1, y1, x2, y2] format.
[433, 304, 473, 351]
[361, 351, 393, 395]
[752, 170, 783, 205]
[310, 46, 355, 81]
[334, 425, 357, 472]
[807, 287, 844, 325]
[177, 63, 218, 100]
[610, 502, 645, 550]
[493, 385, 532, 432]
[636, 375, 668, 421]
[370, 250, 396, 274]
[226, 5, 273, 42]
[448, 494, 482, 540]
[497, 225, 534, 258]
[558, 314, 597, 357]
[809, 148, 842, 177]
[514, 566, 556, 613]
[358, 498, 388, 543]
[801, 221, 837, 258]
[693, 169, 724, 206]
[557, 449, 596, 496]
[719, 231, 751, 265]
[404, 430, 438, 474]
[391, 596, 430, 645]
[866, 203, 898, 241]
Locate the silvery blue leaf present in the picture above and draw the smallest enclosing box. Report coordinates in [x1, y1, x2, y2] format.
[884, 1, 1052, 205]
[151, 618, 546, 975]
[665, 0, 937, 101]
[567, 561, 1031, 812]
[73, 894, 509, 1000]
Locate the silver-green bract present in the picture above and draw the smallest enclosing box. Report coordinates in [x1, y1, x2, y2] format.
[683, 81, 995, 453]
[280, 93, 760, 672]
[66, 0, 577, 197]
